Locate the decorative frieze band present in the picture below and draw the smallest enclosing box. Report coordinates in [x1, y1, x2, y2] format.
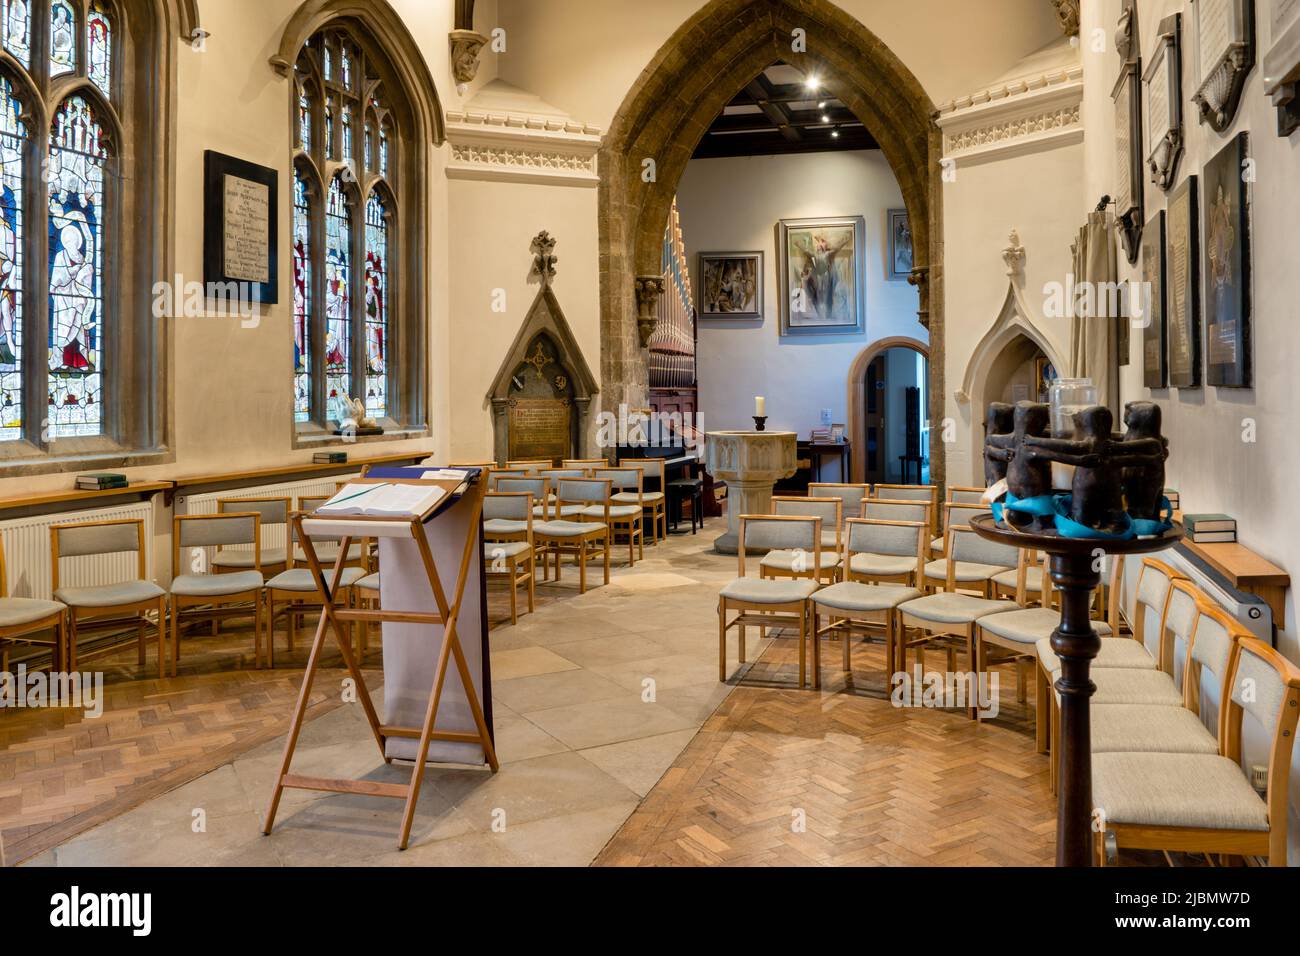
[937, 65, 1084, 165]
[445, 108, 602, 186]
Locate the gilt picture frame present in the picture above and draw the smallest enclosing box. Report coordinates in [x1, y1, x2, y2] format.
[776, 215, 866, 337]
[1202, 133, 1252, 388]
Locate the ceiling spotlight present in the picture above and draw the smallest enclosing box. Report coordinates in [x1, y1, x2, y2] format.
[804, 75, 820, 92]
[831, 128, 840, 138]
[817, 100, 827, 109]
[821, 113, 830, 123]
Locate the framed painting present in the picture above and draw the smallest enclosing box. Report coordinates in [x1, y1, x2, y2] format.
[203, 150, 279, 306]
[776, 215, 866, 337]
[1140, 210, 1168, 390]
[1166, 175, 1201, 389]
[698, 251, 763, 319]
[886, 208, 912, 280]
[1034, 356, 1058, 403]
[1202, 132, 1252, 388]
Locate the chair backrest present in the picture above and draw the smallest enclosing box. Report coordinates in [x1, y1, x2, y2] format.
[298, 494, 331, 512]
[483, 491, 533, 524]
[863, 498, 931, 526]
[562, 459, 608, 470]
[494, 477, 549, 501]
[449, 461, 497, 468]
[1161, 578, 1202, 679]
[808, 483, 871, 521]
[943, 501, 990, 534]
[51, 519, 147, 590]
[738, 515, 820, 578]
[773, 497, 841, 548]
[872, 484, 938, 507]
[541, 469, 586, 483]
[845, 518, 925, 575]
[947, 525, 1019, 571]
[175, 513, 260, 575]
[557, 478, 611, 506]
[594, 467, 643, 494]
[1183, 599, 1244, 729]
[1223, 636, 1300, 846]
[1133, 557, 1187, 662]
[947, 486, 988, 505]
[620, 457, 665, 483]
[487, 471, 528, 488]
[507, 460, 551, 473]
[218, 496, 289, 526]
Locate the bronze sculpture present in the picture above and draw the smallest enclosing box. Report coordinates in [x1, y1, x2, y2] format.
[1119, 401, 1170, 522]
[983, 402, 1015, 486]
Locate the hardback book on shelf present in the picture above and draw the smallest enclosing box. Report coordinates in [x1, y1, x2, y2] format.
[1164, 488, 1180, 510]
[1182, 513, 1237, 533]
[77, 473, 128, 489]
[1190, 530, 1238, 544]
[313, 452, 348, 464]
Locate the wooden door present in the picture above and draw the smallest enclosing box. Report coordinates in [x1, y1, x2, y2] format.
[863, 354, 887, 484]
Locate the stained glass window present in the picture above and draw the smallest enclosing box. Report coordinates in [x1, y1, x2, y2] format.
[324, 96, 334, 160]
[379, 124, 389, 178]
[324, 175, 350, 423]
[341, 104, 352, 163]
[87, 2, 112, 97]
[48, 96, 106, 437]
[0, 76, 24, 442]
[49, 0, 75, 77]
[340, 43, 352, 90]
[298, 91, 311, 151]
[363, 192, 387, 419]
[293, 170, 311, 423]
[3, 0, 32, 67]
[364, 122, 374, 171]
[322, 42, 332, 82]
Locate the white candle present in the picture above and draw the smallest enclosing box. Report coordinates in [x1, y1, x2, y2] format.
[755, 396, 766, 417]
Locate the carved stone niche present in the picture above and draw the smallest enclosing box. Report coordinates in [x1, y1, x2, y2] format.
[487, 284, 598, 467]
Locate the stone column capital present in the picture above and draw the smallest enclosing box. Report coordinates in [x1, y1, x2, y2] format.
[634, 275, 665, 349]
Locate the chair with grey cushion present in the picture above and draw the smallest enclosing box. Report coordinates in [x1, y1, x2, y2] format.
[533, 478, 612, 593]
[843, 510, 927, 587]
[487, 471, 529, 489]
[51, 518, 167, 677]
[592, 468, 645, 566]
[718, 514, 823, 688]
[811, 517, 926, 682]
[935, 487, 991, 557]
[537, 470, 588, 520]
[863, 499, 934, 557]
[215, 496, 290, 576]
[483, 491, 536, 625]
[617, 457, 668, 542]
[506, 459, 551, 474]
[808, 483, 872, 524]
[292, 494, 368, 570]
[353, 571, 381, 659]
[763, 497, 842, 583]
[265, 514, 366, 667]
[0, 537, 67, 674]
[170, 513, 267, 673]
[922, 503, 1014, 595]
[871, 483, 938, 540]
[1092, 635, 1300, 867]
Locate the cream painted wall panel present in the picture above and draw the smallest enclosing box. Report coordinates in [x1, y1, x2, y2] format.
[676, 151, 924, 435]
[445, 179, 600, 462]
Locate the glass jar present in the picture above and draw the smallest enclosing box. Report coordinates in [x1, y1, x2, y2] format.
[1048, 377, 1097, 491]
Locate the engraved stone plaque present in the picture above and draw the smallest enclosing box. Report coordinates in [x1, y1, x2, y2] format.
[508, 398, 571, 461]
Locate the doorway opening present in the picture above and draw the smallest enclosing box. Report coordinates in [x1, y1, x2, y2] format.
[861, 344, 929, 485]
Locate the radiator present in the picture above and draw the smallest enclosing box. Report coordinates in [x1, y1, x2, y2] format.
[0, 502, 155, 601]
[177, 474, 360, 558]
[1120, 546, 1272, 646]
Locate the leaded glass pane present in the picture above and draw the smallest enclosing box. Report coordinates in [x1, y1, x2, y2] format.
[341, 104, 352, 162]
[364, 122, 374, 171]
[3, 0, 31, 67]
[87, 2, 112, 96]
[324, 176, 350, 423]
[0, 76, 24, 441]
[50, 0, 75, 77]
[379, 124, 389, 178]
[293, 170, 311, 423]
[364, 192, 387, 419]
[325, 96, 334, 160]
[298, 91, 311, 151]
[48, 96, 106, 438]
[340, 44, 352, 90]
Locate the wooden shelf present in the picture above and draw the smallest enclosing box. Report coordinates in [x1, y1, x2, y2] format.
[0, 481, 174, 513]
[170, 451, 430, 491]
[1173, 513, 1291, 629]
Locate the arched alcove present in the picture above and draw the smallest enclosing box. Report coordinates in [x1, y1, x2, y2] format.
[845, 336, 929, 484]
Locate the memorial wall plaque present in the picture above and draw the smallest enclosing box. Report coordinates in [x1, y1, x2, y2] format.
[1144, 15, 1183, 191]
[1166, 176, 1201, 389]
[203, 151, 279, 305]
[1191, 0, 1256, 132]
[1113, 0, 1144, 265]
[1141, 211, 1168, 390]
[509, 398, 571, 462]
[1202, 133, 1252, 388]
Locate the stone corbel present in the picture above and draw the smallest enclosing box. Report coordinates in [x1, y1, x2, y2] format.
[1193, 44, 1255, 133]
[908, 266, 930, 330]
[1003, 229, 1025, 279]
[450, 29, 488, 89]
[1051, 0, 1080, 37]
[634, 276, 665, 348]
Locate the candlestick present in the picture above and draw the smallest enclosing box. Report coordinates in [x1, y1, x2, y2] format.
[754, 396, 766, 417]
[753, 416, 768, 432]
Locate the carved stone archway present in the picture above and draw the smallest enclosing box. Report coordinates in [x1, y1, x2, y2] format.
[845, 336, 930, 485]
[598, 0, 945, 489]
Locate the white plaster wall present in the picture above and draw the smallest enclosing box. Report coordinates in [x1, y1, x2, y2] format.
[675, 151, 924, 435]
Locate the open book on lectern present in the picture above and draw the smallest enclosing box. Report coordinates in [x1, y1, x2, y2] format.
[317, 481, 449, 519]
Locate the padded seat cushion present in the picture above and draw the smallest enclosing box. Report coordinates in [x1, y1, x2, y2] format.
[1090, 704, 1220, 755]
[981, 607, 1113, 646]
[813, 582, 920, 613]
[293, 543, 364, 563]
[484, 518, 529, 535]
[534, 520, 603, 537]
[992, 566, 1044, 592]
[213, 547, 286, 569]
[1037, 635, 1152, 674]
[0, 597, 65, 628]
[849, 552, 917, 578]
[55, 580, 166, 608]
[354, 573, 380, 592]
[485, 541, 533, 559]
[580, 505, 643, 519]
[1053, 667, 1181, 706]
[898, 593, 1014, 624]
[760, 549, 841, 572]
[931, 536, 945, 553]
[1092, 752, 1268, 831]
[924, 559, 1012, 583]
[720, 578, 820, 605]
[532, 505, 584, 519]
[267, 567, 365, 592]
[612, 491, 665, 504]
[170, 571, 263, 597]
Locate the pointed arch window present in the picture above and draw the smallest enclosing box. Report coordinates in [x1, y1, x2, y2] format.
[3, 0, 32, 67]
[86, 1, 111, 96]
[0, 76, 25, 442]
[290, 18, 424, 437]
[49, 0, 74, 76]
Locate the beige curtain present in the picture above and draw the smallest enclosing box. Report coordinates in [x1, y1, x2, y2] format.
[1069, 210, 1119, 413]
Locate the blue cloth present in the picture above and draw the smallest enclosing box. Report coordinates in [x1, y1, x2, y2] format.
[1051, 496, 1135, 540]
[1130, 496, 1174, 538]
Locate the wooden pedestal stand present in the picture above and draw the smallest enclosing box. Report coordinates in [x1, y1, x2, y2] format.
[262, 477, 498, 850]
[970, 513, 1183, 867]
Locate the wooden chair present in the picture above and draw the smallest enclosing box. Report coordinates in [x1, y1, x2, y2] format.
[761, 497, 842, 584]
[843, 508, 927, 587]
[51, 518, 167, 677]
[718, 514, 822, 687]
[215, 496, 291, 576]
[0, 536, 67, 673]
[533, 477, 612, 593]
[922, 502, 1008, 595]
[487, 471, 529, 488]
[862, 498, 934, 542]
[483, 492, 537, 625]
[538, 470, 587, 520]
[808, 482, 872, 522]
[871, 483, 938, 529]
[591, 467, 645, 566]
[353, 570, 380, 659]
[928, 500, 989, 561]
[562, 458, 608, 471]
[947, 486, 987, 505]
[493, 476, 551, 576]
[265, 513, 366, 667]
[294, 494, 368, 570]
[169, 513, 267, 673]
[1093, 634, 1300, 867]
[895, 526, 1017, 716]
[617, 457, 668, 542]
[810, 518, 926, 682]
[507, 459, 552, 474]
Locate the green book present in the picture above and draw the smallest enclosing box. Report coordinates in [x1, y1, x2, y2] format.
[1183, 513, 1236, 533]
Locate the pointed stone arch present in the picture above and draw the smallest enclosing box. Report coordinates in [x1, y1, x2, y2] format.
[598, 0, 945, 486]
